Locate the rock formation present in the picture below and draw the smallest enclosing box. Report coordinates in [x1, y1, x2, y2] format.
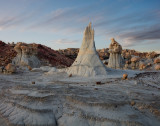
[108, 38, 124, 69]
[139, 62, 146, 70]
[12, 43, 41, 68]
[154, 58, 160, 64]
[66, 23, 107, 77]
[5, 63, 16, 73]
[155, 64, 160, 70]
[130, 56, 140, 70]
[0, 41, 73, 68]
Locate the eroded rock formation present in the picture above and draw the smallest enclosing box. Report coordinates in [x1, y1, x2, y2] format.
[108, 38, 124, 69]
[0, 41, 73, 68]
[66, 23, 107, 76]
[12, 43, 41, 68]
[130, 56, 140, 70]
[5, 63, 16, 73]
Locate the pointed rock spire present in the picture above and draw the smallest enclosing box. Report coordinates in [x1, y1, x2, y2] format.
[66, 23, 107, 77]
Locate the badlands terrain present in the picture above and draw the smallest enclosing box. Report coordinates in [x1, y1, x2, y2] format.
[0, 23, 160, 126]
[0, 67, 160, 126]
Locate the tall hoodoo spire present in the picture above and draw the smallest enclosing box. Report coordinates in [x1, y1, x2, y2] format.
[66, 23, 107, 77]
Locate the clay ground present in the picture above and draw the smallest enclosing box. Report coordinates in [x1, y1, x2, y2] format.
[0, 68, 160, 126]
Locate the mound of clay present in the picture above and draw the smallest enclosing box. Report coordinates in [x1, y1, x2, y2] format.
[66, 23, 107, 77]
[108, 38, 124, 69]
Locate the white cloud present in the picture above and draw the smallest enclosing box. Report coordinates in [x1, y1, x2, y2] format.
[121, 37, 135, 47]
[0, 27, 3, 31]
[55, 39, 79, 45]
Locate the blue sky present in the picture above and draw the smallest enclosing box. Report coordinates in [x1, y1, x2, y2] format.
[0, 0, 160, 52]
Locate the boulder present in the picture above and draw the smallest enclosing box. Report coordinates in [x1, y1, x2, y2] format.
[139, 62, 146, 70]
[131, 56, 140, 62]
[122, 74, 128, 80]
[155, 64, 160, 70]
[154, 58, 160, 64]
[5, 63, 16, 73]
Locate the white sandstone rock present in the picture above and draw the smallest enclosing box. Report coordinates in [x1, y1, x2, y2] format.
[66, 23, 107, 77]
[12, 43, 41, 68]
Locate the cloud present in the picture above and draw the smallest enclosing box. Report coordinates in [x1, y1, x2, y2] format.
[28, 2, 105, 34]
[0, 0, 47, 30]
[118, 24, 160, 47]
[0, 0, 159, 51]
[55, 39, 79, 45]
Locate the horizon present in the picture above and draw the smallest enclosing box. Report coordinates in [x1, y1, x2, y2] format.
[0, 0, 160, 52]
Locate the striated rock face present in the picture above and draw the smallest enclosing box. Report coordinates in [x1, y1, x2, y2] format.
[12, 43, 41, 68]
[108, 38, 124, 69]
[66, 23, 107, 77]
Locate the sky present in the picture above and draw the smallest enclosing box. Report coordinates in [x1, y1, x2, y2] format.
[0, 0, 160, 52]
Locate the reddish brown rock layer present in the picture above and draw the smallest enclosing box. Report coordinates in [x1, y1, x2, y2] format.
[0, 41, 73, 67]
[37, 44, 73, 67]
[0, 41, 17, 66]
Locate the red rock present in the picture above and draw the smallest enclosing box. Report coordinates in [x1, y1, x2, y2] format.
[0, 41, 73, 67]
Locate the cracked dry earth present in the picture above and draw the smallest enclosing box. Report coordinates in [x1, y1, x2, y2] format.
[0, 70, 160, 126]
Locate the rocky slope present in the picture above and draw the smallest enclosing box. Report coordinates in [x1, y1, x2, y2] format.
[0, 41, 73, 67]
[0, 41, 17, 66]
[37, 44, 73, 68]
[57, 48, 159, 61]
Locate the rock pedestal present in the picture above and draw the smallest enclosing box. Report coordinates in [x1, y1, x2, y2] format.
[108, 38, 124, 69]
[66, 23, 107, 77]
[12, 43, 41, 68]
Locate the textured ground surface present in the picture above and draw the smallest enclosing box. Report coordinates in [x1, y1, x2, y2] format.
[0, 69, 160, 126]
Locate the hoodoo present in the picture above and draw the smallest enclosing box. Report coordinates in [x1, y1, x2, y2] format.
[12, 43, 41, 68]
[66, 23, 107, 77]
[108, 38, 124, 69]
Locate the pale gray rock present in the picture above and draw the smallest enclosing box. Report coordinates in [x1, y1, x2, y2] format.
[66, 23, 107, 77]
[108, 38, 124, 69]
[12, 43, 41, 68]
